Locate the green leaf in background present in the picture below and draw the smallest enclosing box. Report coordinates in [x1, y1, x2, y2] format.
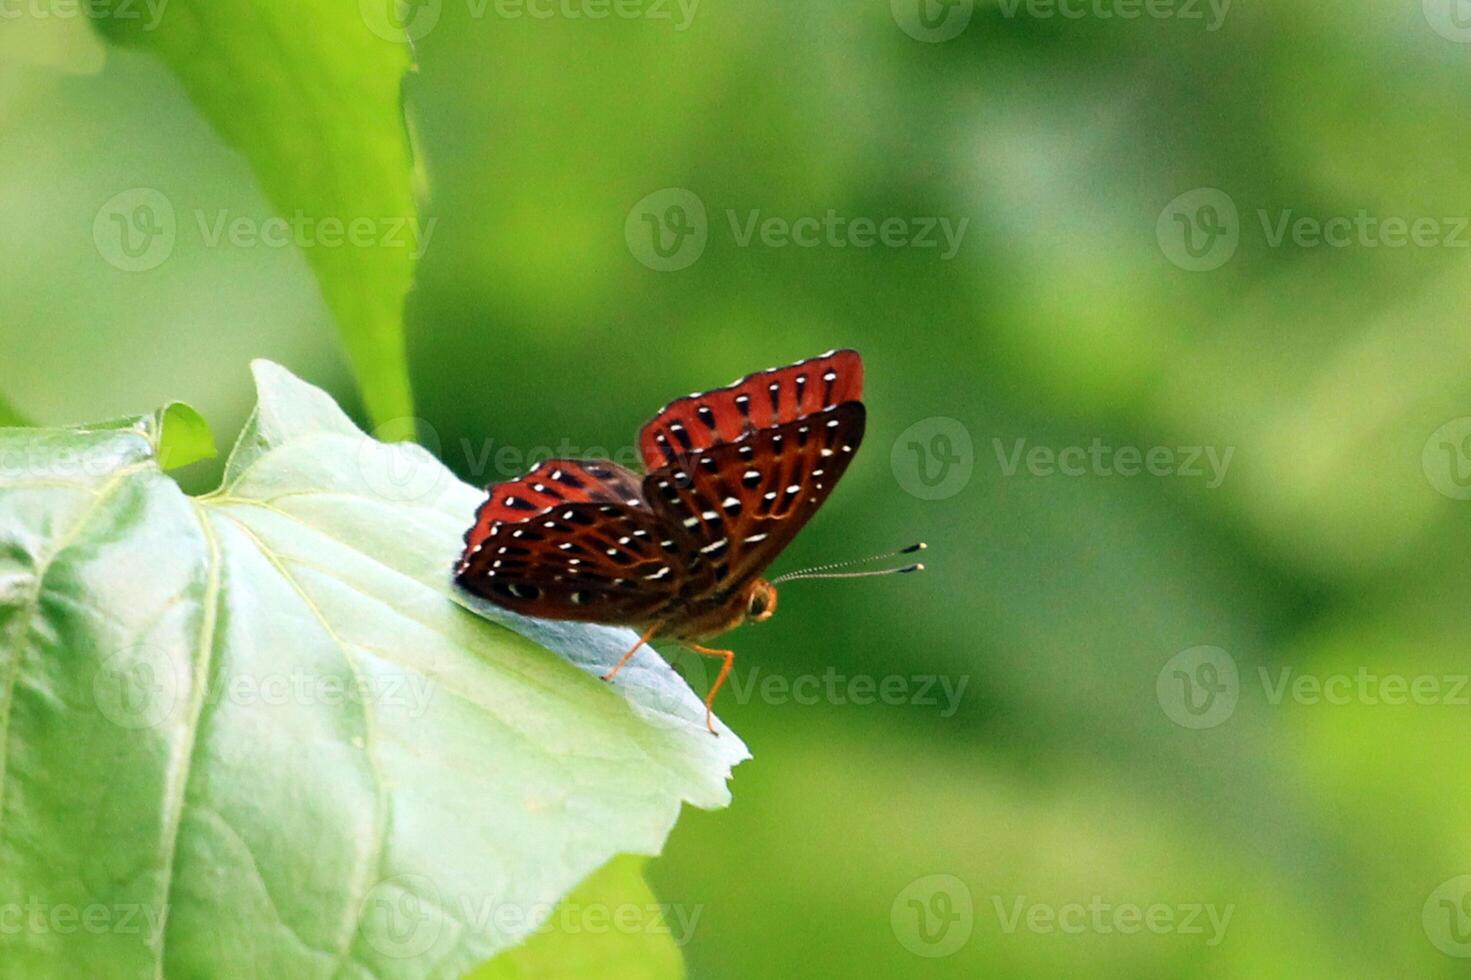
[467, 856, 686, 980]
[92, 2, 422, 439]
[0, 361, 745, 978]
[153, 401, 218, 471]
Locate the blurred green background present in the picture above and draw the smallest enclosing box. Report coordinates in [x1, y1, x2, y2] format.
[6, 0, 1471, 975]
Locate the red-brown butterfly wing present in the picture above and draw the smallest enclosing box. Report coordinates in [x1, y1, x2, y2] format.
[638, 349, 863, 471]
[642, 401, 866, 605]
[458, 349, 867, 631]
[459, 457, 645, 543]
[456, 459, 692, 623]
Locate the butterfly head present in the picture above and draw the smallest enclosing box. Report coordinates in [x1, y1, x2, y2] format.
[744, 579, 779, 624]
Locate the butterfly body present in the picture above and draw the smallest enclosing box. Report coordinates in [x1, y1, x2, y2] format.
[455, 349, 866, 731]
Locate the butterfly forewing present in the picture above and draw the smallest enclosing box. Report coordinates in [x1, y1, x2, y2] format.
[638, 349, 863, 471]
[642, 401, 866, 596]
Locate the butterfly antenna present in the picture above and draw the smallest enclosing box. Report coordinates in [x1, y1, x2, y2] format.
[772, 543, 926, 583]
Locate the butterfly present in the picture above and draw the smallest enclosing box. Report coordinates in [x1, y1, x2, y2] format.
[454, 349, 922, 734]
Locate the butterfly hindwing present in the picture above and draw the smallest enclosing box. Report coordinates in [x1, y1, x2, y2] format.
[456, 459, 684, 622]
[642, 401, 866, 596]
[459, 457, 645, 547]
[638, 349, 863, 471]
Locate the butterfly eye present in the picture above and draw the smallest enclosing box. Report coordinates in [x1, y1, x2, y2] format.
[746, 582, 777, 621]
[747, 592, 767, 617]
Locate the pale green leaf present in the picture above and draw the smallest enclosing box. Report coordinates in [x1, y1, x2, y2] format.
[0, 361, 746, 978]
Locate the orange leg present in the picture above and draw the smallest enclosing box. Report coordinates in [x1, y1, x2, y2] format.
[686, 643, 736, 737]
[601, 623, 661, 683]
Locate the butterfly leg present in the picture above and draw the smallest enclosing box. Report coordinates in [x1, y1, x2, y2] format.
[685, 644, 736, 736]
[601, 623, 661, 683]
